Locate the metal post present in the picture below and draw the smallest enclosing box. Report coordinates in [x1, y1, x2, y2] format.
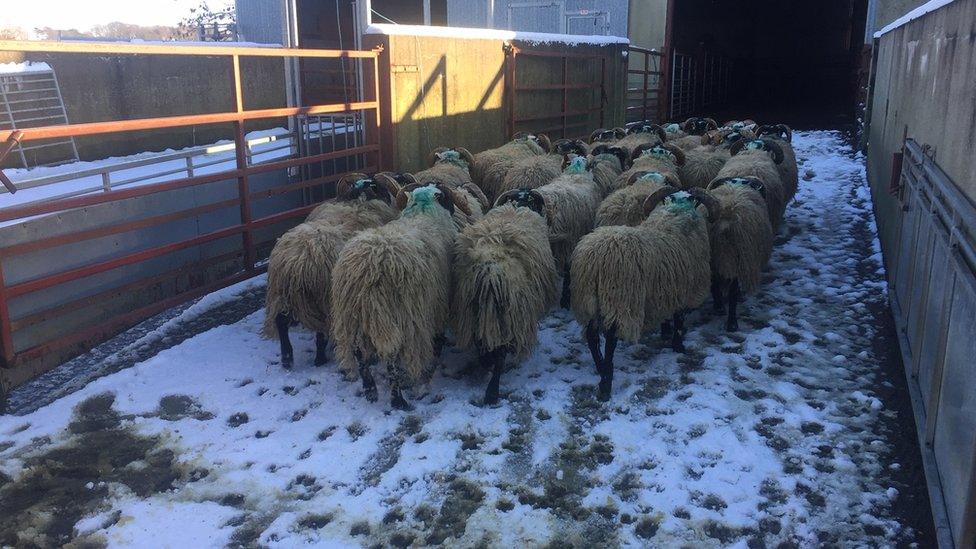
[371, 50, 382, 170]
[599, 56, 606, 129]
[0, 262, 14, 368]
[561, 56, 568, 138]
[0, 80, 27, 169]
[506, 47, 516, 138]
[101, 172, 111, 192]
[232, 55, 255, 271]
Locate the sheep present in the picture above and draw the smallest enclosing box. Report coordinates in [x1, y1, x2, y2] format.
[499, 153, 564, 198]
[595, 170, 681, 228]
[451, 188, 559, 404]
[677, 129, 757, 190]
[721, 119, 758, 132]
[264, 172, 402, 369]
[717, 138, 789, 229]
[705, 176, 775, 332]
[553, 138, 590, 157]
[617, 142, 685, 191]
[533, 155, 614, 307]
[663, 122, 687, 140]
[588, 144, 630, 193]
[669, 117, 719, 150]
[754, 124, 799, 200]
[589, 127, 627, 146]
[612, 122, 667, 157]
[412, 147, 490, 228]
[331, 181, 472, 410]
[471, 133, 551, 203]
[570, 187, 718, 400]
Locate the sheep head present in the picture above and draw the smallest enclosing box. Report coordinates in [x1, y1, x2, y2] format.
[589, 127, 626, 143]
[730, 138, 784, 164]
[553, 138, 589, 158]
[428, 147, 475, 168]
[590, 144, 630, 170]
[681, 117, 719, 135]
[632, 143, 686, 167]
[337, 172, 403, 205]
[494, 187, 547, 219]
[513, 132, 552, 153]
[562, 155, 591, 174]
[708, 176, 767, 200]
[755, 124, 792, 143]
[627, 122, 667, 144]
[642, 186, 718, 222]
[396, 182, 471, 217]
[628, 170, 680, 189]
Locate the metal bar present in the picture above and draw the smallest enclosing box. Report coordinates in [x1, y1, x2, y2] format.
[0, 198, 241, 258]
[506, 48, 516, 137]
[561, 56, 568, 139]
[0, 102, 378, 142]
[0, 88, 60, 95]
[508, 47, 607, 60]
[51, 69, 80, 162]
[514, 107, 602, 123]
[642, 51, 650, 122]
[600, 57, 606, 129]
[231, 55, 255, 272]
[0, 261, 13, 365]
[514, 83, 601, 91]
[0, 84, 26, 169]
[0, 40, 380, 59]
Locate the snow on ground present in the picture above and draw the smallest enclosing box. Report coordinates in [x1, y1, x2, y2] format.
[0, 131, 924, 547]
[0, 61, 52, 74]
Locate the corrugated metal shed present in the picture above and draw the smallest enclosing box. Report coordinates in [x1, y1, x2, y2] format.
[235, 0, 287, 45]
[447, 0, 628, 37]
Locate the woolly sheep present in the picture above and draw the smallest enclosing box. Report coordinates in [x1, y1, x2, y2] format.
[706, 176, 775, 331]
[716, 138, 788, 229]
[670, 117, 720, 151]
[413, 147, 490, 228]
[451, 189, 559, 404]
[755, 124, 799, 200]
[570, 187, 718, 400]
[471, 133, 551, 203]
[612, 122, 667, 157]
[588, 144, 630, 193]
[677, 129, 757, 189]
[264, 173, 402, 369]
[595, 170, 681, 228]
[331, 181, 472, 410]
[616, 142, 685, 191]
[499, 153, 564, 197]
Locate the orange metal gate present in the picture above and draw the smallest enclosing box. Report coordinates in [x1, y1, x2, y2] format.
[0, 41, 383, 389]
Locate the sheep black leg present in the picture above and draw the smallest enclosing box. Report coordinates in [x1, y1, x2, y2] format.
[433, 334, 447, 358]
[388, 363, 414, 412]
[660, 319, 673, 340]
[671, 311, 687, 353]
[275, 313, 294, 369]
[357, 351, 378, 403]
[483, 348, 506, 405]
[584, 321, 604, 375]
[560, 267, 572, 309]
[598, 327, 618, 402]
[314, 332, 328, 366]
[711, 277, 726, 314]
[726, 278, 741, 332]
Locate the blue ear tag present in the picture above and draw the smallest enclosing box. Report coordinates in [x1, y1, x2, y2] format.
[639, 172, 666, 185]
[564, 156, 588, 174]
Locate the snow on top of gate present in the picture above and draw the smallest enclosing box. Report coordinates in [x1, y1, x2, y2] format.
[365, 23, 629, 46]
[873, 0, 959, 38]
[0, 61, 52, 74]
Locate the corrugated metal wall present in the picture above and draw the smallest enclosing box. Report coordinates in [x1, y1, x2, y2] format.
[235, 0, 286, 45]
[447, 0, 629, 37]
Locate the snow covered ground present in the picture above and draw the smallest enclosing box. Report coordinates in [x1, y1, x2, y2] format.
[0, 131, 930, 547]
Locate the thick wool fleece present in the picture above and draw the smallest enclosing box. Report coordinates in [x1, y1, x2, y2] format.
[415, 160, 487, 228]
[596, 176, 670, 228]
[776, 141, 799, 199]
[613, 132, 663, 156]
[536, 171, 604, 271]
[709, 183, 774, 293]
[671, 134, 705, 151]
[451, 205, 558, 358]
[472, 139, 546, 203]
[589, 153, 625, 194]
[263, 199, 398, 338]
[714, 150, 788, 229]
[571, 199, 711, 342]
[330, 192, 457, 384]
[680, 146, 730, 189]
[499, 154, 563, 195]
[616, 154, 680, 190]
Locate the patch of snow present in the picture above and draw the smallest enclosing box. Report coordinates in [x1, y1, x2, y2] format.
[0, 61, 52, 74]
[873, 0, 958, 38]
[365, 23, 628, 46]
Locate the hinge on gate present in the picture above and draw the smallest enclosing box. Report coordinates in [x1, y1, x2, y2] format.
[0, 130, 24, 194]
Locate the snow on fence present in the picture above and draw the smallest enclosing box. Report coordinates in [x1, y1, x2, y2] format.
[0, 40, 383, 394]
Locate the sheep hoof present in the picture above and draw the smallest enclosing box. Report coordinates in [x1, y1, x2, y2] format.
[726, 319, 739, 332]
[671, 342, 686, 354]
[597, 386, 611, 402]
[363, 386, 378, 403]
[313, 354, 328, 367]
[391, 395, 414, 412]
[281, 356, 294, 370]
[483, 391, 500, 406]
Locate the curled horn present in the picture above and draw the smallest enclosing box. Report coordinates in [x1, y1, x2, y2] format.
[704, 118, 719, 130]
[729, 138, 748, 157]
[373, 172, 403, 203]
[662, 143, 686, 166]
[642, 187, 682, 216]
[494, 188, 521, 207]
[776, 124, 793, 143]
[681, 117, 695, 131]
[647, 124, 667, 143]
[612, 127, 627, 139]
[761, 138, 785, 164]
[457, 147, 475, 166]
[535, 133, 552, 153]
[336, 172, 370, 199]
[441, 183, 473, 216]
[686, 188, 720, 223]
[395, 181, 426, 211]
[708, 176, 767, 200]
[427, 147, 449, 167]
[590, 128, 608, 143]
[461, 182, 490, 212]
[631, 142, 655, 161]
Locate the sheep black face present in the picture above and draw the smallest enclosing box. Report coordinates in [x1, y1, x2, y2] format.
[643, 187, 719, 223]
[553, 139, 588, 158]
[755, 124, 792, 143]
[730, 139, 785, 164]
[709, 176, 766, 199]
[495, 188, 547, 218]
[627, 122, 667, 143]
[338, 172, 405, 205]
[682, 117, 719, 136]
[591, 144, 630, 170]
[396, 182, 463, 216]
[589, 128, 624, 143]
[633, 143, 686, 167]
[428, 147, 475, 168]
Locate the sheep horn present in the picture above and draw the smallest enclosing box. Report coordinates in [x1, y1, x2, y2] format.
[612, 127, 626, 139]
[631, 143, 654, 161]
[642, 187, 682, 216]
[336, 172, 370, 200]
[662, 143, 686, 167]
[535, 133, 552, 153]
[686, 188, 720, 223]
[776, 124, 793, 143]
[494, 188, 520, 207]
[589, 128, 608, 143]
[427, 147, 449, 167]
[647, 124, 667, 143]
[512, 131, 530, 140]
[373, 172, 403, 203]
[457, 147, 475, 166]
[461, 182, 490, 212]
[705, 118, 719, 130]
[395, 181, 427, 211]
[440, 183, 472, 216]
[681, 117, 695, 131]
[761, 138, 785, 164]
[729, 139, 748, 157]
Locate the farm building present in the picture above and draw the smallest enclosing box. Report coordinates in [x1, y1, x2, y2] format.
[0, 0, 973, 547]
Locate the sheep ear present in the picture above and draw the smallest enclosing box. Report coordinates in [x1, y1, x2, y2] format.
[642, 187, 680, 216]
[428, 147, 449, 167]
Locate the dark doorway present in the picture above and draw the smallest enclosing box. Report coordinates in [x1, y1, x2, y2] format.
[670, 0, 869, 128]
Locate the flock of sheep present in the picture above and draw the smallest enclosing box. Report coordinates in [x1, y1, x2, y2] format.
[263, 117, 798, 409]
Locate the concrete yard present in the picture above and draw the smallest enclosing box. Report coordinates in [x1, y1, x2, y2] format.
[0, 130, 935, 547]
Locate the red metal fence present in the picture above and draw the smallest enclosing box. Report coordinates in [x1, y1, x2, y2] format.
[505, 45, 607, 139]
[0, 41, 382, 387]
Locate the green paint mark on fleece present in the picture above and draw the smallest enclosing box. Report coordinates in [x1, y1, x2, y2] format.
[563, 156, 588, 174]
[402, 185, 443, 218]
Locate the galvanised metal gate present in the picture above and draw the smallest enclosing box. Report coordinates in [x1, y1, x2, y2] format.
[890, 139, 976, 549]
[625, 46, 664, 124]
[0, 40, 383, 395]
